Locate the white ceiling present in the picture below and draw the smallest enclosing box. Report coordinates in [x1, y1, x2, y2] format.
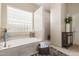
[34, 3, 53, 11]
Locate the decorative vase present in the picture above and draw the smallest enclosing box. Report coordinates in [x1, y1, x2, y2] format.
[66, 23, 70, 32]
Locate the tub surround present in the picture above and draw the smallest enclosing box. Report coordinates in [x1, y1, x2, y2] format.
[0, 38, 42, 50]
[50, 45, 79, 56]
[0, 38, 42, 56]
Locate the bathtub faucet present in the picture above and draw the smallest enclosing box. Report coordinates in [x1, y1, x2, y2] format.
[3, 28, 8, 47]
[4, 41, 7, 47]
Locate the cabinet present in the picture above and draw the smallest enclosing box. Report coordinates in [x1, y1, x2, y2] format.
[62, 32, 73, 48]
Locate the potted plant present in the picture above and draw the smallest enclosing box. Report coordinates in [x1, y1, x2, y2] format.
[65, 16, 72, 32]
[65, 16, 72, 24]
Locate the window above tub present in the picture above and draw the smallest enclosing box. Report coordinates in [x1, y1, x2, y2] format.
[7, 6, 33, 33]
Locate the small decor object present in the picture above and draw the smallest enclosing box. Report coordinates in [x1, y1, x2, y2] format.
[39, 41, 48, 48]
[65, 17, 72, 24]
[65, 16, 72, 32]
[30, 32, 35, 37]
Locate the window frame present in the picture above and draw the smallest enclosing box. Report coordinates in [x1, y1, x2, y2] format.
[7, 6, 34, 33]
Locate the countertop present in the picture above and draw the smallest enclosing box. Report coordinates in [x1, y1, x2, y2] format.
[50, 45, 79, 56]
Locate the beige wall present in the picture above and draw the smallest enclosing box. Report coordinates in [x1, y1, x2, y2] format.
[67, 3, 79, 45]
[50, 3, 79, 47]
[0, 4, 1, 39]
[34, 7, 44, 40]
[43, 9, 50, 40]
[61, 4, 67, 32]
[1, 4, 7, 29]
[67, 3, 79, 15]
[34, 7, 50, 40]
[50, 3, 66, 47]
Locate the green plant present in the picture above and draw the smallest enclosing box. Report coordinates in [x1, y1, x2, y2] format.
[65, 17, 72, 24]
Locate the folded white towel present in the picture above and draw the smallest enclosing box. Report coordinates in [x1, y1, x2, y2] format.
[39, 41, 48, 48]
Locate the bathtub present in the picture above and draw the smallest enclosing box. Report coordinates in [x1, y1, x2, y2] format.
[0, 38, 42, 56]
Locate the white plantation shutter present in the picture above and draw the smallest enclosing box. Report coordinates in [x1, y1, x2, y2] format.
[7, 6, 33, 33]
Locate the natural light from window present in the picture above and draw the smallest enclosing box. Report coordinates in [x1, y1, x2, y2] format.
[7, 6, 33, 33]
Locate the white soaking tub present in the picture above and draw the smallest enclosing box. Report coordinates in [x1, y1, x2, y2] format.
[0, 38, 42, 56]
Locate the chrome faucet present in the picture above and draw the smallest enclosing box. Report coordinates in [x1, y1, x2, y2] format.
[4, 41, 7, 47]
[3, 28, 8, 47]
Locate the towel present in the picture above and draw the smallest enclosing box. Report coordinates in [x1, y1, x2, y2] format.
[39, 41, 48, 48]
